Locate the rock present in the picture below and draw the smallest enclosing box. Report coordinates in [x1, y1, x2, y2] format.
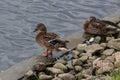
[33, 62, 46, 71]
[72, 50, 80, 59]
[74, 66, 82, 72]
[75, 72, 83, 80]
[56, 60, 66, 64]
[46, 67, 64, 74]
[105, 56, 115, 63]
[101, 55, 107, 60]
[81, 69, 92, 78]
[39, 74, 53, 80]
[106, 37, 115, 42]
[77, 44, 87, 51]
[72, 50, 80, 55]
[66, 64, 74, 70]
[113, 51, 120, 67]
[113, 52, 120, 62]
[95, 36, 101, 43]
[93, 59, 114, 75]
[83, 63, 92, 67]
[69, 70, 76, 75]
[102, 49, 114, 56]
[52, 77, 62, 80]
[105, 76, 112, 80]
[114, 61, 120, 68]
[85, 44, 104, 54]
[79, 53, 85, 57]
[72, 59, 83, 66]
[89, 56, 97, 61]
[58, 73, 75, 80]
[100, 43, 107, 48]
[118, 23, 120, 27]
[79, 55, 88, 62]
[25, 70, 34, 76]
[53, 63, 67, 71]
[107, 38, 120, 50]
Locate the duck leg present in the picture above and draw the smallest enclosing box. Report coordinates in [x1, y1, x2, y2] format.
[41, 49, 52, 57]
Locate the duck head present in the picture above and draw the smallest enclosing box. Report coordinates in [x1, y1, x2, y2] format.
[89, 16, 96, 22]
[33, 23, 47, 32]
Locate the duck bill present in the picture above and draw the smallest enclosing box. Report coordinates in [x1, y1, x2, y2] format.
[33, 29, 37, 32]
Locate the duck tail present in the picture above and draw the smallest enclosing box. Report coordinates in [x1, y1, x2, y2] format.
[58, 47, 70, 51]
[65, 40, 69, 43]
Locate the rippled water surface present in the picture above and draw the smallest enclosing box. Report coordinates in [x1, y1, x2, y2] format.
[0, 0, 120, 71]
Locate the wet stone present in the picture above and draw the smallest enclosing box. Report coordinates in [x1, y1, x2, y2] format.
[33, 62, 46, 71]
[53, 63, 67, 71]
[102, 49, 114, 56]
[93, 59, 114, 75]
[77, 44, 87, 51]
[66, 64, 74, 70]
[58, 73, 75, 80]
[56, 59, 67, 65]
[85, 44, 103, 54]
[75, 72, 83, 80]
[74, 66, 82, 72]
[72, 50, 80, 59]
[113, 52, 120, 62]
[100, 43, 107, 48]
[46, 67, 64, 74]
[72, 59, 83, 66]
[39, 74, 53, 80]
[79, 55, 88, 62]
[107, 38, 120, 50]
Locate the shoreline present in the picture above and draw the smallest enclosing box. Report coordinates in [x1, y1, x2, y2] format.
[0, 10, 120, 80]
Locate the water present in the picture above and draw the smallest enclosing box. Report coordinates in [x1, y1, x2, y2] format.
[0, 0, 120, 71]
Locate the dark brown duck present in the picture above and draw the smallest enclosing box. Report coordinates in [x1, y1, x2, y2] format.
[34, 23, 69, 57]
[83, 16, 119, 36]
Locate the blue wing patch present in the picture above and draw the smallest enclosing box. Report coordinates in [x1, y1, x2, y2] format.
[48, 39, 58, 45]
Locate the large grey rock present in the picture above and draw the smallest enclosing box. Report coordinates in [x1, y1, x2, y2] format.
[58, 73, 75, 80]
[93, 59, 114, 75]
[107, 38, 120, 50]
[79, 55, 88, 62]
[74, 66, 82, 72]
[72, 50, 80, 59]
[77, 44, 87, 51]
[53, 63, 67, 71]
[85, 44, 104, 53]
[113, 52, 120, 62]
[102, 49, 114, 56]
[66, 64, 74, 70]
[56, 60, 67, 65]
[46, 67, 64, 74]
[100, 43, 107, 48]
[72, 59, 83, 66]
[33, 62, 46, 71]
[75, 73, 83, 80]
[39, 74, 53, 80]
[106, 37, 115, 42]
[105, 56, 115, 63]
[81, 69, 92, 78]
[113, 52, 120, 67]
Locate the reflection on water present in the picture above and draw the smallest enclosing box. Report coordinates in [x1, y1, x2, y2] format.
[0, 0, 120, 71]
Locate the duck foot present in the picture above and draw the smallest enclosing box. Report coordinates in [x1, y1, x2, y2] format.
[40, 50, 52, 57]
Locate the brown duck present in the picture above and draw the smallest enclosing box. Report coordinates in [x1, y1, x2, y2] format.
[83, 16, 119, 42]
[34, 23, 69, 57]
[83, 16, 119, 35]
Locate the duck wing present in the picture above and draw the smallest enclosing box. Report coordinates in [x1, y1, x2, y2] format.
[43, 32, 59, 39]
[101, 20, 119, 28]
